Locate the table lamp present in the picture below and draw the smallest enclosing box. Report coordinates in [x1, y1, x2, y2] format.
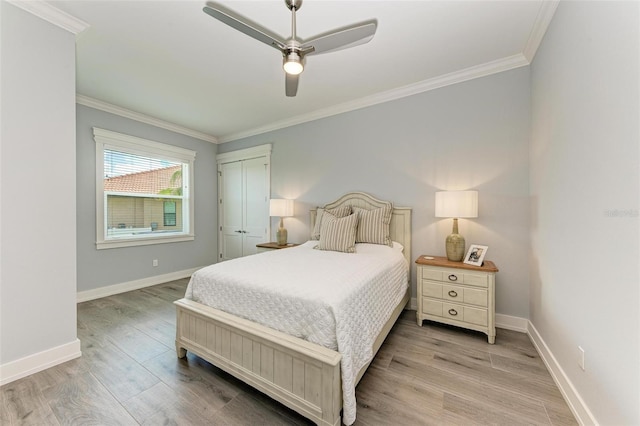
[269, 199, 294, 245]
[435, 191, 478, 261]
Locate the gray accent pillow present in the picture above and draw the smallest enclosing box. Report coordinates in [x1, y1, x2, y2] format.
[311, 205, 352, 240]
[353, 206, 393, 247]
[314, 214, 358, 253]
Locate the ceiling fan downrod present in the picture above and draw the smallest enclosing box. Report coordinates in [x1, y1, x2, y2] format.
[283, 0, 303, 75]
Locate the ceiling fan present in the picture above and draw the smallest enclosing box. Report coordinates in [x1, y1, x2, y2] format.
[203, 0, 377, 97]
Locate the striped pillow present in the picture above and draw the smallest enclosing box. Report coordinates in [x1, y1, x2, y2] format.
[353, 206, 393, 247]
[311, 205, 352, 240]
[314, 214, 358, 253]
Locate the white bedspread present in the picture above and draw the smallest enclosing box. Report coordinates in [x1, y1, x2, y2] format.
[185, 241, 409, 425]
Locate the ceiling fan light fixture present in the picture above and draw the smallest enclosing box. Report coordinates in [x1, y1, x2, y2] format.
[203, 1, 377, 96]
[283, 52, 303, 75]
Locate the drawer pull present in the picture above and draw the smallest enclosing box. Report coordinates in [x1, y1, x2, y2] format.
[448, 308, 458, 316]
[448, 290, 458, 298]
[448, 274, 458, 281]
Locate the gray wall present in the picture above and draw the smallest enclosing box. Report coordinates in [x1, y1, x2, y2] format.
[530, 2, 639, 424]
[219, 67, 531, 318]
[76, 105, 218, 292]
[1, 3, 78, 364]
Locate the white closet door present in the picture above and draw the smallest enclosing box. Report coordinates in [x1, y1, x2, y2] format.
[242, 157, 268, 256]
[219, 157, 268, 261]
[220, 161, 243, 261]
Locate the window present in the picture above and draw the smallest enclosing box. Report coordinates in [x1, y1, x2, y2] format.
[94, 128, 196, 249]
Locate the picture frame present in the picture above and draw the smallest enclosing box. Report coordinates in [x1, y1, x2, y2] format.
[464, 244, 488, 266]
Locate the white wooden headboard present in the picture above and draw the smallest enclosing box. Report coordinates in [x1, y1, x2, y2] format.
[310, 192, 412, 271]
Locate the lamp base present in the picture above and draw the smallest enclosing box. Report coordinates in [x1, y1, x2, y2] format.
[276, 227, 288, 245]
[445, 233, 465, 262]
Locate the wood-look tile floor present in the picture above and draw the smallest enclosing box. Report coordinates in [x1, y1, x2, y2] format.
[1, 278, 577, 425]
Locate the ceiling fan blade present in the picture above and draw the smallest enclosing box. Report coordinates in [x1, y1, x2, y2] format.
[285, 73, 299, 97]
[302, 20, 377, 56]
[203, 2, 286, 52]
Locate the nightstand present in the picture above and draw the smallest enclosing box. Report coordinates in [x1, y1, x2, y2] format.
[256, 242, 299, 253]
[415, 255, 499, 344]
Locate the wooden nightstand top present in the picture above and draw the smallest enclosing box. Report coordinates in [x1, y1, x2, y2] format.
[256, 242, 299, 249]
[415, 255, 498, 272]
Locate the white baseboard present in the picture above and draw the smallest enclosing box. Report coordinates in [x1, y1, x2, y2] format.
[409, 297, 418, 311]
[77, 267, 201, 303]
[495, 313, 529, 332]
[527, 322, 596, 426]
[0, 339, 81, 386]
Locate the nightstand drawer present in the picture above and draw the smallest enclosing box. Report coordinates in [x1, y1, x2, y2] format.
[423, 298, 443, 316]
[422, 281, 488, 308]
[442, 302, 488, 326]
[422, 269, 444, 281]
[446, 284, 487, 307]
[463, 273, 489, 287]
[423, 281, 443, 299]
[441, 270, 488, 287]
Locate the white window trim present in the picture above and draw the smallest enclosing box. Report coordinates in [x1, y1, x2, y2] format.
[94, 127, 196, 250]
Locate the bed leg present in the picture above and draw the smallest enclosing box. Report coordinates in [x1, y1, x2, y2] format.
[176, 344, 187, 359]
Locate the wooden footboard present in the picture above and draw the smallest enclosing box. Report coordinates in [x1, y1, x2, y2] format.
[175, 298, 342, 426]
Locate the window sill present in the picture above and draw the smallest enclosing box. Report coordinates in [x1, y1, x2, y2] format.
[96, 234, 195, 250]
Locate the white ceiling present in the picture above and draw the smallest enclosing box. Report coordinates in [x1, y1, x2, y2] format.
[32, 1, 556, 143]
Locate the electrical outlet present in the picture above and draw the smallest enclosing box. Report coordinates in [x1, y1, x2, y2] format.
[578, 346, 585, 371]
[152, 259, 159, 267]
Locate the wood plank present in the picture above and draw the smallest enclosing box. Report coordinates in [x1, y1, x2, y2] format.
[105, 324, 170, 364]
[43, 371, 138, 425]
[80, 334, 160, 402]
[292, 358, 306, 399]
[216, 325, 231, 358]
[230, 332, 243, 364]
[206, 322, 216, 350]
[260, 345, 275, 382]
[415, 255, 499, 272]
[120, 381, 212, 425]
[141, 350, 240, 412]
[195, 317, 207, 346]
[131, 317, 176, 349]
[274, 351, 293, 391]
[2, 376, 61, 425]
[252, 341, 261, 374]
[242, 336, 254, 370]
[207, 391, 306, 425]
[304, 364, 322, 407]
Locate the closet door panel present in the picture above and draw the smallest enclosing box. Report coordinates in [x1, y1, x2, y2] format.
[242, 157, 268, 256]
[220, 161, 243, 261]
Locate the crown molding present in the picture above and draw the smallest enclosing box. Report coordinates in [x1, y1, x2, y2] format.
[523, 0, 560, 62]
[218, 53, 529, 143]
[77, 95, 218, 144]
[7, 0, 89, 35]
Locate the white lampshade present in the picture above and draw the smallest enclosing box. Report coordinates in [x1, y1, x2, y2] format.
[435, 191, 478, 218]
[269, 199, 294, 217]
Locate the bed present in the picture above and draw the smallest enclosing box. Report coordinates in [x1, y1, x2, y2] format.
[174, 192, 411, 425]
